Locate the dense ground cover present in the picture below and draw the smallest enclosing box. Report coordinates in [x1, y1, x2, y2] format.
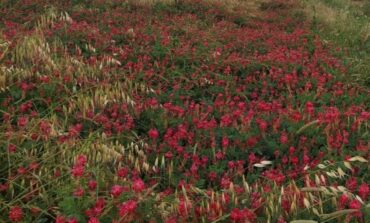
[302, 0, 370, 87]
[0, 0, 369, 222]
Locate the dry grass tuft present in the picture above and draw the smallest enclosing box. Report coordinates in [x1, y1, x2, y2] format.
[208, 0, 265, 17]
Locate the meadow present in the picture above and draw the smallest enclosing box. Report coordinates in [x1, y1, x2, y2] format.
[0, 0, 369, 222]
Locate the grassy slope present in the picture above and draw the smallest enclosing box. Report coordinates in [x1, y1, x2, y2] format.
[301, 0, 370, 87]
[0, 0, 369, 222]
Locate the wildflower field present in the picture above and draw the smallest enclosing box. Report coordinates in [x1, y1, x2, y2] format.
[0, 0, 369, 222]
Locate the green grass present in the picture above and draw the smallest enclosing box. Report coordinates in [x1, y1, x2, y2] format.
[301, 0, 370, 87]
